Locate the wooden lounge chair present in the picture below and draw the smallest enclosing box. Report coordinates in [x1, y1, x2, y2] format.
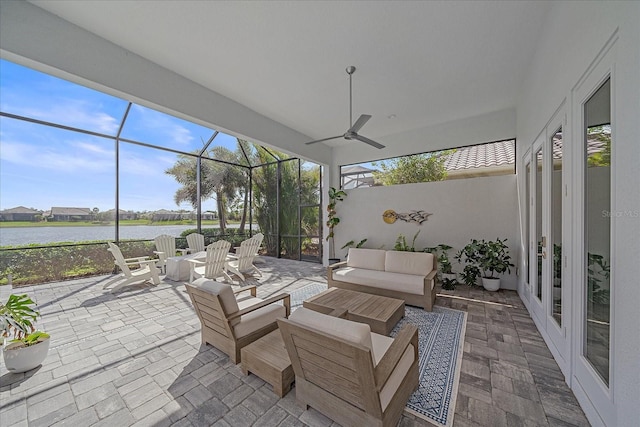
[278, 307, 419, 427]
[185, 278, 290, 363]
[226, 233, 264, 281]
[185, 232, 205, 254]
[188, 240, 233, 283]
[104, 242, 160, 293]
[153, 234, 178, 274]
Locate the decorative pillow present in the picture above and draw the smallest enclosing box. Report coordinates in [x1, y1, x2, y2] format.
[385, 251, 434, 276]
[191, 278, 239, 314]
[289, 307, 373, 351]
[347, 248, 386, 271]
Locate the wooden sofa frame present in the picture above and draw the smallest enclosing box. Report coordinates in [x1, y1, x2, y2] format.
[327, 257, 438, 311]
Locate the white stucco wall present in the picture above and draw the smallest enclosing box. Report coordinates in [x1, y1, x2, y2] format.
[335, 174, 520, 290]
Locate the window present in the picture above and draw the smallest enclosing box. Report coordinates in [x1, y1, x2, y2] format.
[340, 139, 515, 189]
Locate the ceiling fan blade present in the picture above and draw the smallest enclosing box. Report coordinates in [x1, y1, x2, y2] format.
[353, 134, 385, 149]
[348, 114, 371, 133]
[305, 135, 344, 145]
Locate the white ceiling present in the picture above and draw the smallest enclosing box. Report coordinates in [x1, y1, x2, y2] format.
[30, 0, 550, 147]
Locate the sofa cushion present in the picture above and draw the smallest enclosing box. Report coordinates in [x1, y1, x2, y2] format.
[333, 267, 430, 294]
[385, 251, 434, 276]
[347, 248, 386, 271]
[232, 298, 285, 338]
[289, 307, 373, 354]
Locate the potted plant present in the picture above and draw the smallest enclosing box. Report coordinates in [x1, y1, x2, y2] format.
[341, 238, 367, 256]
[1, 293, 50, 373]
[394, 230, 420, 252]
[455, 238, 514, 291]
[326, 186, 347, 264]
[428, 244, 457, 290]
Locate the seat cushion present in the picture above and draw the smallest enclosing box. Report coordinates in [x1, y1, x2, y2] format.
[347, 248, 386, 271]
[191, 278, 239, 314]
[233, 298, 286, 338]
[385, 251, 434, 276]
[371, 332, 416, 411]
[333, 267, 430, 294]
[289, 307, 373, 353]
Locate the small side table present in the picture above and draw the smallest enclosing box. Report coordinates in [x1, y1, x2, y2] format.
[241, 329, 294, 398]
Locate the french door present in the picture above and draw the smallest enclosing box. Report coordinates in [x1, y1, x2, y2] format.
[526, 108, 570, 375]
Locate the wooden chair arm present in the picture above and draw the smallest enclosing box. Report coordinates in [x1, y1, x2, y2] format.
[233, 285, 257, 297]
[227, 293, 291, 321]
[328, 260, 347, 271]
[124, 256, 151, 263]
[187, 258, 205, 267]
[374, 324, 418, 390]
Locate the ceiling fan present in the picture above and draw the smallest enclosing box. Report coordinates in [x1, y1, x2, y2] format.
[305, 66, 385, 149]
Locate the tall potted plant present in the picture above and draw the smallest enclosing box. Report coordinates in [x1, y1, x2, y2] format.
[455, 238, 514, 291]
[424, 244, 456, 290]
[326, 186, 347, 263]
[1, 294, 50, 373]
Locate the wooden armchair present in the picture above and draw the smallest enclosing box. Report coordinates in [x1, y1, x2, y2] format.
[185, 278, 290, 363]
[277, 308, 418, 427]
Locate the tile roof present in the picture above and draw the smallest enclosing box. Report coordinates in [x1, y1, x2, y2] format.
[50, 207, 92, 215]
[443, 140, 515, 171]
[0, 206, 41, 214]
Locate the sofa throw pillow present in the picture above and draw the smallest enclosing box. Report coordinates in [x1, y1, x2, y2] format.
[385, 251, 434, 276]
[347, 248, 386, 271]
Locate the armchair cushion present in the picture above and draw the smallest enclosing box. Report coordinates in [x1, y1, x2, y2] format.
[372, 332, 415, 411]
[289, 307, 373, 358]
[191, 278, 239, 314]
[385, 251, 434, 276]
[346, 248, 386, 271]
[233, 297, 286, 338]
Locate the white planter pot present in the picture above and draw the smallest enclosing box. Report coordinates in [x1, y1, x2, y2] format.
[3, 338, 50, 373]
[482, 277, 501, 292]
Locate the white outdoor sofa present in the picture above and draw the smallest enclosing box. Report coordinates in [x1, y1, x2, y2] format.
[327, 248, 438, 311]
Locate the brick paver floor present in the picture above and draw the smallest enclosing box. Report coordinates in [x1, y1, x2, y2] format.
[0, 258, 589, 426]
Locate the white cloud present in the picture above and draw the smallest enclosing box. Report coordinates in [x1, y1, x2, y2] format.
[17, 100, 120, 134]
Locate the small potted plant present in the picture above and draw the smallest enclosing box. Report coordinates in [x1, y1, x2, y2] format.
[326, 186, 347, 264]
[341, 238, 367, 257]
[1, 294, 50, 373]
[424, 244, 456, 290]
[455, 238, 514, 291]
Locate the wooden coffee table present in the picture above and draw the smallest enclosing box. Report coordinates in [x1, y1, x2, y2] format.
[303, 288, 405, 335]
[241, 329, 294, 398]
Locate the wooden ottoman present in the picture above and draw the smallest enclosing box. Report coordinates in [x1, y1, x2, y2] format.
[241, 329, 293, 397]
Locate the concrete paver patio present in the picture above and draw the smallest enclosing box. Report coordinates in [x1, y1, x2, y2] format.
[0, 258, 589, 426]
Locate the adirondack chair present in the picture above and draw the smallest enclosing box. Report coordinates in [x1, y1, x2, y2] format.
[153, 234, 178, 274]
[226, 233, 264, 281]
[188, 240, 233, 283]
[104, 242, 160, 293]
[185, 278, 290, 363]
[278, 308, 419, 427]
[186, 233, 205, 254]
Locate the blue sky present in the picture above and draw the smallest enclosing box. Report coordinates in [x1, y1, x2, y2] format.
[0, 59, 242, 213]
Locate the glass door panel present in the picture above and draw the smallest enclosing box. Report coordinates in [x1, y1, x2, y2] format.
[535, 147, 544, 302]
[584, 78, 611, 385]
[551, 127, 563, 326]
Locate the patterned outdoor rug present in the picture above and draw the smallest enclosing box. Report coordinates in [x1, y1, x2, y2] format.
[289, 283, 467, 427]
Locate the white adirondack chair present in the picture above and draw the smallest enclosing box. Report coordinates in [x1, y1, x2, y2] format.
[153, 234, 177, 274]
[226, 233, 264, 281]
[104, 242, 160, 293]
[188, 240, 233, 283]
[186, 233, 205, 254]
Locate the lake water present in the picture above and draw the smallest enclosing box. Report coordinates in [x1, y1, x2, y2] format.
[0, 224, 244, 246]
